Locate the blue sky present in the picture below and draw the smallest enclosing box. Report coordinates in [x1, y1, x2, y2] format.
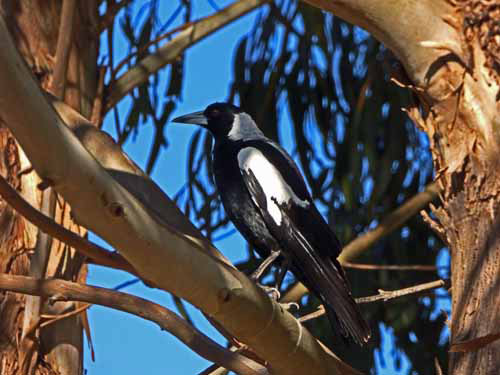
[81, 2, 444, 374]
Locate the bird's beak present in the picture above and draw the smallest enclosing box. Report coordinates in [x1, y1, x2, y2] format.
[172, 110, 208, 126]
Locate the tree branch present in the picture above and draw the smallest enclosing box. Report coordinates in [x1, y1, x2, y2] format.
[98, 0, 133, 33]
[50, 0, 77, 98]
[198, 347, 241, 375]
[355, 279, 450, 304]
[0, 175, 136, 274]
[40, 303, 91, 329]
[0, 274, 267, 375]
[339, 181, 440, 262]
[0, 16, 358, 375]
[105, 0, 270, 111]
[199, 364, 230, 375]
[342, 262, 437, 271]
[299, 279, 450, 323]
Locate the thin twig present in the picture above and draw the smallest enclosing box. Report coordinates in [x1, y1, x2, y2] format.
[0, 175, 136, 274]
[299, 279, 450, 322]
[0, 274, 268, 375]
[356, 279, 450, 303]
[342, 262, 437, 271]
[40, 303, 91, 328]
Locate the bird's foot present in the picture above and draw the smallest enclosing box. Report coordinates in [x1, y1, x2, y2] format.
[255, 284, 300, 312]
[279, 302, 300, 312]
[257, 284, 281, 300]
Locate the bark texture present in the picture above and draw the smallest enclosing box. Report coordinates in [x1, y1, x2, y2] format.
[0, 1, 98, 374]
[413, 3, 500, 372]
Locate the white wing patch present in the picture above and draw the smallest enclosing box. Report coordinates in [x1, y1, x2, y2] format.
[237, 147, 309, 225]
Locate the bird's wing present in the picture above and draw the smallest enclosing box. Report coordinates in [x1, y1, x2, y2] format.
[237, 142, 370, 345]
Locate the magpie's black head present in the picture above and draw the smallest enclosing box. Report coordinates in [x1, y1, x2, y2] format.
[173, 102, 244, 138]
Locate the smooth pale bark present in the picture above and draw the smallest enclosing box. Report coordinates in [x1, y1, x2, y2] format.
[0, 16, 358, 375]
[303, 1, 500, 374]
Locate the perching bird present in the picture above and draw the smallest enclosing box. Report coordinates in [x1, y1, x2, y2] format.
[173, 102, 370, 345]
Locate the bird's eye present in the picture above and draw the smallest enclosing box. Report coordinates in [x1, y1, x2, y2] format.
[210, 109, 220, 117]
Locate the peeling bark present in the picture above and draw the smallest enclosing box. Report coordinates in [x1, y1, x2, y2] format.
[0, 1, 99, 374]
[433, 155, 500, 374]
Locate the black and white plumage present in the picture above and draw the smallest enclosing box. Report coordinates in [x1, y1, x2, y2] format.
[173, 102, 371, 345]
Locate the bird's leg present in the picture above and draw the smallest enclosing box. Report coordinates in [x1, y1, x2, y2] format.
[250, 249, 281, 282]
[250, 250, 282, 300]
[271, 257, 299, 311]
[273, 256, 290, 291]
[250, 251, 299, 310]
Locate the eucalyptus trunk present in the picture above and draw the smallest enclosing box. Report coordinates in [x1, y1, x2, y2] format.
[0, 1, 98, 374]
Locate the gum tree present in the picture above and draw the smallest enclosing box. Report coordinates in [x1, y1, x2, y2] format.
[0, 1, 498, 375]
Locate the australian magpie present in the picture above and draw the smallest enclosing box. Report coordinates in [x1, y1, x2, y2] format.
[173, 102, 371, 345]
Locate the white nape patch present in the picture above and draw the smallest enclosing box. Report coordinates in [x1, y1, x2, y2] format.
[228, 113, 264, 141]
[237, 147, 309, 225]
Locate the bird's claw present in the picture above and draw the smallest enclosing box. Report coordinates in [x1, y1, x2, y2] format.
[279, 302, 300, 312]
[256, 284, 281, 300]
[256, 285, 300, 311]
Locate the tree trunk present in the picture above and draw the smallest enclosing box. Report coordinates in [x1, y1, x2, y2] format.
[407, 3, 500, 374]
[0, 1, 98, 374]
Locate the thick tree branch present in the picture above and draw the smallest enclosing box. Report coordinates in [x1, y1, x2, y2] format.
[0, 17, 357, 375]
[105, 0, 270, 111]
[299, 279, 450, 323]
[0, 274, 267, 375]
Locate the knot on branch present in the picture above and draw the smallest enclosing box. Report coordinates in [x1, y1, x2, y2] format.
[109, 202, 125, 217]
